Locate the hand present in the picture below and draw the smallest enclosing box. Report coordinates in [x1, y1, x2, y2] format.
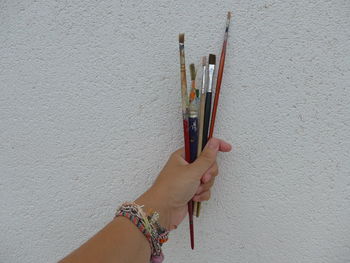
[136, 138, 232, 230]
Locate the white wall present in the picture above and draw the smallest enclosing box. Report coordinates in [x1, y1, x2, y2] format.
[1, 1, 349, 262]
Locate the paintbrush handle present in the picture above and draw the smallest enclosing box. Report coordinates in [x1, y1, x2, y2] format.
[202, 92, 212, 149]
[189, 116, 198, 163]
[197, 93, 211, 218]
[183, 118, 191, 163]
[182, 118, 194, 249]
[187, 201, 194, 249]
[196, 93, 212, 217]
[197, 93, 206, 155]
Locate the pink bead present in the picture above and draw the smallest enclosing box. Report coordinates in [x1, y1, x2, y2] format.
[151, 252, 164, 263]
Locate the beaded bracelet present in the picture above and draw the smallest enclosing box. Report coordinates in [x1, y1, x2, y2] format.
[115, 202, 169, 263]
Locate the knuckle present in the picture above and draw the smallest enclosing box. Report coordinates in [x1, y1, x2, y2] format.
[201, 191, 211, 201]
[206, 191, 211, 200]
[200, 153, 213, 164]
[212, 166, 219, 176]
[202, 183, 210, 191]
[209, 178, 215, 187]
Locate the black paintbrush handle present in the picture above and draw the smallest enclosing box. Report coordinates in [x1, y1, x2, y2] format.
[202, 92, 212, 149]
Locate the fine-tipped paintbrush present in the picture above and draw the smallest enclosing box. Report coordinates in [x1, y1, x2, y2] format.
[197, 53, 216, 217]
[178, 33, 195, 250]
[194, 56, 207, 217]
[178, 33, 191, 163]
[197, 56, 207, 156]
[189, 63, 198, 215]
[209, 12, 231, 139]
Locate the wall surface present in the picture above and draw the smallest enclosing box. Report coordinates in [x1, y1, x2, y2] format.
[1, 0, 350, 262]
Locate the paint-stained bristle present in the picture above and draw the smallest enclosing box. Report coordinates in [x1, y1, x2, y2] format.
[226, 12, 232, 30]
[179, 33, 184, 44]
[209, 54, 216, 65]
[202, 56, 206, 66]
[190, 64, 196, 80]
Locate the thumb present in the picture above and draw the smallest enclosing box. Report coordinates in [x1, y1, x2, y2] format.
[189, 138, 221, 177]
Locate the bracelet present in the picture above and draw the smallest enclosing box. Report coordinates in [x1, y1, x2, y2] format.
[115, 202, 169, 263]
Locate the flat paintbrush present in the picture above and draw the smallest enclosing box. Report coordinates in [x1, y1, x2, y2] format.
[202, 54, 216, 148]
[197, 53, 216, 217]
[194, 56, 207, 217]
[178, 33, 195, 250]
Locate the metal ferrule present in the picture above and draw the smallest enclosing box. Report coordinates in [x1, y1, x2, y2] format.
[179, 45, 185, 64]
[201, 65, 207, 95]
[208, 64, 215, 92]
[189, 108, 198, 118]
[225, 17, 231, 30]
[189, 97, 198, 117]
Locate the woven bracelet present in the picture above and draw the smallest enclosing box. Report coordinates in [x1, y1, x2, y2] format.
[115, 202, 169, 263]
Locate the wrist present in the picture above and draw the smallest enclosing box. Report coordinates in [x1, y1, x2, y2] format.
[135, 187, 171, 230]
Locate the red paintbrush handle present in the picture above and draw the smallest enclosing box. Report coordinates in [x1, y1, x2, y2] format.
[183, 118, 194, 249]
[183, 119, 191, 162]
[209, 42, 227, 139]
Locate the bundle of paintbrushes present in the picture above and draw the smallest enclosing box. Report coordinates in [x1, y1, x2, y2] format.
[178, 12, 231, 249]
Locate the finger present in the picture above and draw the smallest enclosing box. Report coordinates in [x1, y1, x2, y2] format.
[196, 177, 215, 194]
[193, 190, 211, 202]
[208, 163, 219, 177]
[202, 177, 215, 191]
[200, 163, 218, 184]
[219, 140, 232, 152]
[190, 138, 230, 177]
[201, 173, 212, 184]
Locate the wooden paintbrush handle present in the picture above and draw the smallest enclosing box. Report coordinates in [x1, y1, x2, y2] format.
[209, 44, 226, 139]
[197, 93, 206, 155]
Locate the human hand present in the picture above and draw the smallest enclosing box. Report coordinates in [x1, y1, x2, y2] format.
[136, 138, 232, 230]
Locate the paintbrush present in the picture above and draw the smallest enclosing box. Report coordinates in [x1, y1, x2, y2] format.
[209, 12, 231, 139]
[189, 63, 198, 163]
[189, 63, 198, 215]
[202, 54, 216, 148]
[178, 33, 195, 250]
[194, 56, 207, 217]
[197, 53, 216, 217]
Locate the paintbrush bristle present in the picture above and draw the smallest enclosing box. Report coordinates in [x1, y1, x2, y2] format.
[202, 56, 206, 66]
[209, 54, 216, 65]
[190, 63, 196, 80]
[179, 33, 184, 44]
[227, 11, 232, 20]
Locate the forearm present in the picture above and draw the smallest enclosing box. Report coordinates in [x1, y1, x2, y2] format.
[60, 217, 150, 263]
[60, 188, 169, 263]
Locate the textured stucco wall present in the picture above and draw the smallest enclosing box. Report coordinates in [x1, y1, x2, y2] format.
[1, 0, 350, 262]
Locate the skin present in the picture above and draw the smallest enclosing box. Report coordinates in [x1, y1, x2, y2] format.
[60, 138, 232, 263]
